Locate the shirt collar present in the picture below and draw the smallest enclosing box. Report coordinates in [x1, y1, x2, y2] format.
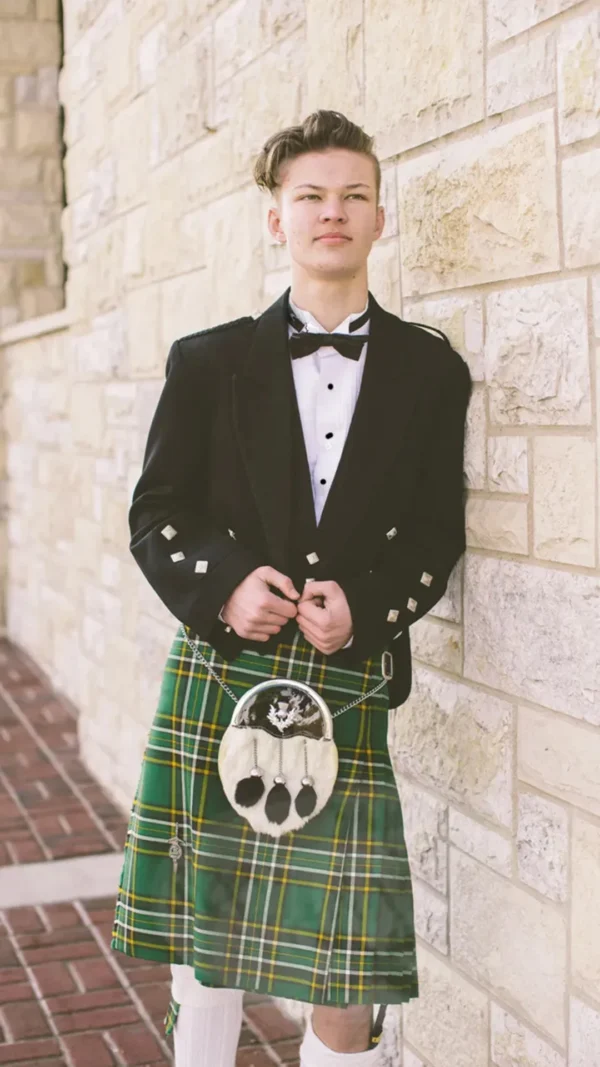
[288, 294, 370, 336]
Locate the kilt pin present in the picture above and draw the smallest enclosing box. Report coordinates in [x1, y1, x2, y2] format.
[111, 287, 472, 1036]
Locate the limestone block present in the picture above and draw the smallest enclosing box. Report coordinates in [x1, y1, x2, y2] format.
[122, 205, 147, 281]
[72, 311, 125, 380]
[101, 553, 121, 589]
[560, 12, 600, 144]
[562, 149, 600, 267]
[305, 0, 363, 118]
[0, 75, 12, 113]
[104, 15, 133, 105]
[0, 116, 11, 150]
[37, 66, 58, 107]
[178, 207, 208, 275]
[137, 19, 167, 90]
[429, 557, 462, 623]
[86, 219, 125, 314]
[161, 270, 210, 349]
[488, 436, 528, 494]
[0, 262, 14, 302]
[154, 29, 212, 163]
[519, 706, 600, 816]
[367, 240, 401, 316]
[465, 556, 600, 724]
[570, 998, 600, 1067]
[37, 0, 58, 16]
[70, 383, 105, 452]
[0, 20, 61, 67]
[396, 779, 448, 894]
[143, 159, 189, 282]
[403, 1051, 423, 1067]
[572, 816, 600, 1001]
[488, 0, 582, 45]
[449, 808, 512, 877]
[201, 185, 264, 325]
[533, 435, 595, 566]
[215, 0, 303, 85]
[127, 285, 162, 378]
[224, 32, 306, 181]
[485, 279, 590, 426]
[74, 518, 103, 576]
[389, 668, 513, 828]
[464, 387, 486, 491]
[451, 849, 566, 1042]
[403, 295, 484, 382]
[410, 617, 462, 675]
[15, 74, 37, 105]
[43, 158, 63, 202]
[379, 166, 398, 238]
[517, 792, 568, 903]
[20, 287, 62, 320]
[491, 1003, 565, 1067]
[181, 126, 237, 208]
[466, 498, 528, 554]
[413, 878, 448, 954]
[365, 0, 483, 158]
[403, 945, 488, 1067]
[0, 201, 57, 243]
[0, 0, 33, 14]
[89, 155, 117, 227]
[114, 95, 150, 212]
[488, 32, 555, 116]
[397, 112, 559, 296]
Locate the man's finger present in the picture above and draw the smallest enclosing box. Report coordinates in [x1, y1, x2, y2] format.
[297, 599, 328, 627]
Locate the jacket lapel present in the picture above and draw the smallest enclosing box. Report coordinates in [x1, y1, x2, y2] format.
[232, 287, 428, 571]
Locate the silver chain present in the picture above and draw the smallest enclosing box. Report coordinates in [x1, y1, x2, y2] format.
[178, 625, 389, 718]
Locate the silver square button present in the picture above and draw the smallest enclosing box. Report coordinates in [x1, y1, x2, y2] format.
[407, 597, 418, 612]
[170, 551, 185, 563]
[306, 552, 320, 565]
[195, 560, 208, 574]
[387, 609, 399, 623]
[161, 525, 177, 540]
[228, 529, 236, 539]
[386, 527, 397, 540]
[420, 571, 433, 586]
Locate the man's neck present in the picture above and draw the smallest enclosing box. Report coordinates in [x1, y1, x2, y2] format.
[289, 276, 369, 333]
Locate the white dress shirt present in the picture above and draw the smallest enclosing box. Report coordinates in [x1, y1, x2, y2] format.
[219, 297, 370, 649]
[288, 294, 370, 649]
[288, 294, 370, 524]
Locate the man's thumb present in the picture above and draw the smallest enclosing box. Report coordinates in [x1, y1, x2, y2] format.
[263, 567, 299, 600]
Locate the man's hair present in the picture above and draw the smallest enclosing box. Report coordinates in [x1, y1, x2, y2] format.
[253, 110, 381, 204]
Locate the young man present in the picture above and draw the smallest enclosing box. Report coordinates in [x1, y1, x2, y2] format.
[112, 110, 472, 1066]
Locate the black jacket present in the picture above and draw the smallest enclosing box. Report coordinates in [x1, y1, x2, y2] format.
[129, 287, 472, 708]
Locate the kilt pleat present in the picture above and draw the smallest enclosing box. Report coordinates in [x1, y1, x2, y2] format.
[111, 624, 418, 1014]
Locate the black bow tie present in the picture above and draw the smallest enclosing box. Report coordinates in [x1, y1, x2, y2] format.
[289, 332, 366, 360]
[287, 301, 370, 361]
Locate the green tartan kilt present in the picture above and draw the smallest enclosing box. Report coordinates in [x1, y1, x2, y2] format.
[111, 623, 418, 1018]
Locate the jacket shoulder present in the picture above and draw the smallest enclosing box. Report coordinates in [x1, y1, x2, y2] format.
[402, 317, 471, 384]
[176, 315, 255, 350]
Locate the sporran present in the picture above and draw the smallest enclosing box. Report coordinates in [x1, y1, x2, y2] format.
[179, 625, 393, 838]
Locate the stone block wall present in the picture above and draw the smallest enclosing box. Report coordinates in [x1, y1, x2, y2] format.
[0, 0, 599, 1062]
[0, 0, 64, 326]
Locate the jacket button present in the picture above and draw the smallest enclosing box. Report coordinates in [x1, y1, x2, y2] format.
[195, 560, 208, 573]
[170, 551, 185, 562]
[387, 609, 399, 623]
[306, 552, 319, 565]
[161, 525, 177, 540]
[407, 597, 417, 612]
[420, 571, 433, 586]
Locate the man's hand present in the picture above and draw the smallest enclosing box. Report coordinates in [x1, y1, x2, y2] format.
[221, 566, 299, 642]
[297, 580, 353, 655]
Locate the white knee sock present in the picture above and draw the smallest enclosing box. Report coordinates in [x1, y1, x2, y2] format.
[171, 964, 244, 1067]
[300, 1014, 382, 1067]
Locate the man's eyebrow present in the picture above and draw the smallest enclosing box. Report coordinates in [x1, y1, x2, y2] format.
[292, 183, 372, 191]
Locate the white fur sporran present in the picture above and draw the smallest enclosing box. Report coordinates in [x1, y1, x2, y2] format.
[179, 626, 393, 839]
[218, 679, 338, 837]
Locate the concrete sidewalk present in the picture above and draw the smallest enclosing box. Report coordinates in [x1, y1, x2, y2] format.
[0, 637, 302, 1066]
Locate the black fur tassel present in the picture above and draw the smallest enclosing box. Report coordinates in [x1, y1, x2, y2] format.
[295, 783, 317, 818]
[265, 782, 291, 825]
[234, 775, 265, 808]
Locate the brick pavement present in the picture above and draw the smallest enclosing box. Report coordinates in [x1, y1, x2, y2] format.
[0, 638, 303, 1066]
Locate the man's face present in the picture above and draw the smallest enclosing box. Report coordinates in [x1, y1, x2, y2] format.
[267, 148, 385, 280]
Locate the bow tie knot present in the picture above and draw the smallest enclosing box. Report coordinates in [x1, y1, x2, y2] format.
[288, 332, 366, 361]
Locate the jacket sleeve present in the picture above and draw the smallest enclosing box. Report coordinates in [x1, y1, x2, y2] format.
[128, 338, 264, 638]
[338, 354, 472, 661]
